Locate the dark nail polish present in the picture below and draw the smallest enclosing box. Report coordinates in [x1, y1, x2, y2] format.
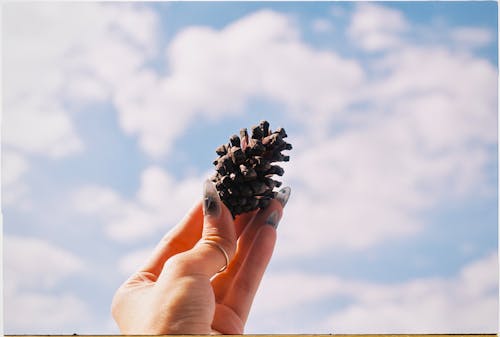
[203, 180, 221, 218]
[265, 210, 280, 229]
[276, 186, 291, 208]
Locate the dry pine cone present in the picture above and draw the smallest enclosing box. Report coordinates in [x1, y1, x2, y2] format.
[211, 120, 292, 217]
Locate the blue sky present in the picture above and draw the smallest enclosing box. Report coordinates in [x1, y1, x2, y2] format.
[2, 1, 498, 333]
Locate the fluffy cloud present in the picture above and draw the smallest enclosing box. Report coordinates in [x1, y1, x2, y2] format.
[325, 252, 498, 333]
[281, 132, 423, 254]
[118, 246, 155, 276]
[370, 47, 496, 140]
[1, 151, 28, 187]
[248, 252, 498, 333]
[3, 235, 85, 293]
[73, 166, 205, 242]
[5, 292, 92, 333]
[275, 11, 497, 256]
[3, 3, 157, 157]
[3, 235, 91, 333]
[76, 3, 495, 257]
[3, 4, 497, 334]
[3, 4, 363, 159]
[279, 97, 494, 257]
[1, 151, 29, 206]
[115, 9, 364, 157]
[108, 6, 496, 160]
[2, 102, 83, 158]
[2, 2, 159, 211]
[451, 27, 494, 49]
[312, 18, 334, 34]
[348, 3, 408, 51]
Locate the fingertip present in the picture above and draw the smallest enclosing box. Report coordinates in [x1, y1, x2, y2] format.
[203, 179, 234, 224]
[250, 199, 283, 230]
[276, 186, 291, 208]
[264, 210, 280, 229]
[203, 179, 222, 218]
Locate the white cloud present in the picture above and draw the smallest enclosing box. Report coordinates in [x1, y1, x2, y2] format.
[4, 2, 158, 100]
[325, 252, 499, 333]
[73, 184, 158, 242]
[2, 2, 158, 157]
[2, 101, 84, 158]
[371, 47, 497, 134]
[2, 2, 160, 212]
[1, 151, 29, 206]
[3, 235, 91, 333]
[330, 6, 347, 18]
[3, 5, 361, 159]
[118, 246, 155, 276]
[1, 3, 497, 335]
[3, 4, 77, 157]
[4, 292, 92, 334]
[107, 5, 496, 160]
[348, 3, 408, 51]
[370, 46, 497, 193]
[3, 235, 85, 294]
[73, 166, 205, 242]
[279, 124, 424, 254]
[279, 105, 494, 256]
[73, 4, 496, 256]
[115, 9, 364, 157]
[451, 27, 494, 49]
[312, 18, 334, 33]
[247, 252, 498, 333]
[275, 18, 497, 256]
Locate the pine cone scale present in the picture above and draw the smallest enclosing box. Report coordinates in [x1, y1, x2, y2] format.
[211, 120, 292, 217]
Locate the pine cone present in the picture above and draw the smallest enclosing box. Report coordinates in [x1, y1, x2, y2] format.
[211, 120, 292, 217]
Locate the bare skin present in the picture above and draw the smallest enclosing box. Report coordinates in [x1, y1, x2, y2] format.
[111, 182, 286, 334]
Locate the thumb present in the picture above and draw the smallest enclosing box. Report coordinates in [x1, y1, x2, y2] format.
[171, 180, 237, 278]
[198, 179, 237, 276]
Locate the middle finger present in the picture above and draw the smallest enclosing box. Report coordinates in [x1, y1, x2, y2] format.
[211, 200, 282, 301]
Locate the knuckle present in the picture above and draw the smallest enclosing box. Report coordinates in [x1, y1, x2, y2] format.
[203, 234, 236, 259]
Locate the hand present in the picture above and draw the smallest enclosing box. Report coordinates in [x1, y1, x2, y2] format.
[111, 180, 290, 334]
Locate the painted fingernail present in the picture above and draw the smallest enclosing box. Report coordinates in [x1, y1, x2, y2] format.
[276, 186, 291, 208]
[203, 180, 221, 218]
[265, 210, 280, 229]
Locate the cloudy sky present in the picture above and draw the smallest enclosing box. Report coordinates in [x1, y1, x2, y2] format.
[1, 1, 498, 334]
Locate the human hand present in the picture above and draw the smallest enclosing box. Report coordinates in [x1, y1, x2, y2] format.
[111, 180, 291, 334]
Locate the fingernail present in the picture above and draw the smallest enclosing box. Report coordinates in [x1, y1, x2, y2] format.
[276, 186, 291, 208]
[265, 210, 280, 229]
[203, 180, 221, 218]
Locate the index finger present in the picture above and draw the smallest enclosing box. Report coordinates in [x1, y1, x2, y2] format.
[138, 200, 204, 278]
